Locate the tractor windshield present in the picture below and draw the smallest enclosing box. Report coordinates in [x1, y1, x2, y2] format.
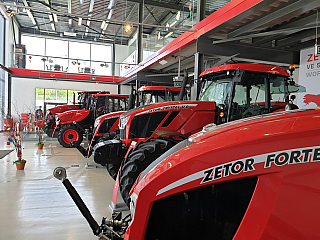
[199, 78, 233, 105]
[229, 72, 306, 121]
[106, 97, 128, 112]
[139, 90, 182, 106]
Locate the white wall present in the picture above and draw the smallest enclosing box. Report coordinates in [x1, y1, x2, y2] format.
[115, 44, 129, 76]
[11, 77, 118, 119]
[119, 84, 131, 94]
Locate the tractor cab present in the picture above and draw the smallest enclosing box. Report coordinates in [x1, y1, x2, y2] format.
[199, 64, 305, 124]
[137, 86, 186, 106]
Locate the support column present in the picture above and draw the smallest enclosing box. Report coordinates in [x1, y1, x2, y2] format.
[196, 0, 206, 23]
[7, 74, 11, 116]
[112, 42, 115, 76]
[136, 2, 143, 90]
[192, 0, 206, 100]
[193, 52, 204, 100]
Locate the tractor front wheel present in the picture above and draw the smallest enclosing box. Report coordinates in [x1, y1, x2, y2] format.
[119, 138, 176, 206]
[106, 163, 121, 180]
[58, 125, 83, 148]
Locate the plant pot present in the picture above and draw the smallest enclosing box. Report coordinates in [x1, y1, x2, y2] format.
[14, 160, 26, 170]
[37, 144, 44, 150]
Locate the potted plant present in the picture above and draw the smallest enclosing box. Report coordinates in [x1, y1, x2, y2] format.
[8, 123, 26, 170]
[36, 130, 44, 150]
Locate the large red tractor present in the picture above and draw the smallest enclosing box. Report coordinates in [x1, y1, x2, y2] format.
[44, 91, 109, 137]
[74, 85, 186, 176]
[56, 93, 129, 148]
[93, 64, 305, 205]
[54, 108, 320, 239]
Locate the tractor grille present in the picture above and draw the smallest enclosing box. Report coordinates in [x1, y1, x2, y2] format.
[120, 127, 126, 140]
[129, 111, 168, 139]
[144, 177, 257, 240]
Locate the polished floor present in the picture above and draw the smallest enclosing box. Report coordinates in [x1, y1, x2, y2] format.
[0, 132, 116, 240]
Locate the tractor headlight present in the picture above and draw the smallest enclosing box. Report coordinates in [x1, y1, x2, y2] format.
[55, 116, 60, 121]
[47, 110, 51, 115]
[119, 115, 130, 129]
[129, 192, 138, 220]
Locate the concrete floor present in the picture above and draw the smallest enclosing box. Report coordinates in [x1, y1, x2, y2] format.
[0, 132, 116, 240]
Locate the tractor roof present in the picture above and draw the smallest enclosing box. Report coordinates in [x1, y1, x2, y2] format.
[79, 91, 110, 94]
[91, 94, 129, 98]
[138, 86, 182, 92]
[199, 64, 289, 77]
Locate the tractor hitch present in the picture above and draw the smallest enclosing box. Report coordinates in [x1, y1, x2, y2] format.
[53, 167, 129, 239]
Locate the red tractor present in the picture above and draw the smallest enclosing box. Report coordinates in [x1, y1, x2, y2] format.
[44, 91, 109, 137]
[54, 108, 320, 239]
[55, 93, 129, 148]
[92, 64, 305, 206]
[74, 85, 186, 176]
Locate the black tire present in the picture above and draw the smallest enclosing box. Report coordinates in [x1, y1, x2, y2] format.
[44, 116, 56, 137]
[58, 125, 83, 148]
[119, 138, 176, 206]
[106, 163, 121, 180]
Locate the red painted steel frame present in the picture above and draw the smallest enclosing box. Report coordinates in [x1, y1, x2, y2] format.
[9, 68, 124, 83]
[125, 109, 320, 239]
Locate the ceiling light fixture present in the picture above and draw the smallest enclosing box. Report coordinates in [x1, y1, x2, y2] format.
[124, 24, 132, 33]
[69, 19, 72, 25]
[53, 13, 58, 22]
[169, 20, 177, 27]
[164, 32, 173, 38]
[78, 17, 82, 25]
[51, 23, 55, 31]
[101, 21, 106, 29]
[49, 14, 53, 21]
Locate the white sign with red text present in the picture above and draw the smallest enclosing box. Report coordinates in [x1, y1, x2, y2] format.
[297, 47, 320, 108]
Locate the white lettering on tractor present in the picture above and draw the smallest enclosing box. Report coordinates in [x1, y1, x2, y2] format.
[157, 146, 320, 196]
[201, 147, 320, 184]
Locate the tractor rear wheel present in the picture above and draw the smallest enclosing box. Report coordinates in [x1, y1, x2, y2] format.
[106, 163, 121, 180]
[119, 138, 176, 206]
[58, 125, 83, 148]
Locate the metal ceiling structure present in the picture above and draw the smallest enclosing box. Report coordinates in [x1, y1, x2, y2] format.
[124, 0, 320, 85]
[1, 0, 231, 45]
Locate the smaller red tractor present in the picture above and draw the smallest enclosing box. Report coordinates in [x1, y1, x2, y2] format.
[55, 93, 129, 148]
[44, 91, 109, 137]
[54, 108, 320, 240]
[73, 85, 186, 177]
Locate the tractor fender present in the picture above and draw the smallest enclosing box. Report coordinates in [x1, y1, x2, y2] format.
[92, 139, 127, 166]
[57, 110, 90, 125]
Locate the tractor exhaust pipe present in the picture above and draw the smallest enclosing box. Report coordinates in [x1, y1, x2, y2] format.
[178, 70, 188, 101]
[128, 86, 136, 110]
[53, 167, 101, 236]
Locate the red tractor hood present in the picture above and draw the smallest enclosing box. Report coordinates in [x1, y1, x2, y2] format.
[126, 108, 320, 239]
[48, 105, 80, 115]
[56, 110, 90, 125]
[122, 100, 215, 118]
